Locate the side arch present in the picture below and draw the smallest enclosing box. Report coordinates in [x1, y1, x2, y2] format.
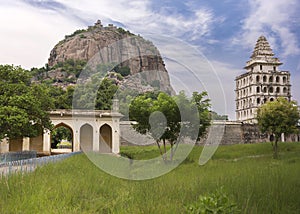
[99, 124, 112, 153]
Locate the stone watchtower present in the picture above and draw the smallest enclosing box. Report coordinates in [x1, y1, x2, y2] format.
[235, 36, 291, 123]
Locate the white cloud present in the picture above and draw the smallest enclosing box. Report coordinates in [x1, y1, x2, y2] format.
[0, 1, 85, 69]
[0, 0, 218, 68]
[233, 0, 300, 57]
[40, 0, 216, 40]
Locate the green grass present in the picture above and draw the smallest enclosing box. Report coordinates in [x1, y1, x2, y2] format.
[0, 143, 300, 213]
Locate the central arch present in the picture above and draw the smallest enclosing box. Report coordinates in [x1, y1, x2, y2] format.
[51, 123, 73, 154]
[99, 124, 112, 153]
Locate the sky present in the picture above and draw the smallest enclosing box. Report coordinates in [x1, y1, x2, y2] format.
[0, 0, 299, 119]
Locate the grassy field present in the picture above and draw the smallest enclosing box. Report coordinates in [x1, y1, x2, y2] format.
[0, 143, 300, 213]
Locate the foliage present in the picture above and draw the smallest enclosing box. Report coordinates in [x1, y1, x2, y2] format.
[129, 91, 211, 160]
[95, 78, 118, 110]
[31, 59, 87, 84]
[73, 76, 118, 110]
[191, 91, 211, 140]
[257, 98, 300, 158]
[52, 59, 87, 78]
[117, 27, 134, 35]
[44, 85, 74, 109]
[51, 126, 72, 148]
[0, 65, 54, 140]
[65, 29, 88, 39]
[186, 187, 239, 214]
[150, 80, 161, 89]
[211, 111, 228, 121]
[113, 65, 131, 77]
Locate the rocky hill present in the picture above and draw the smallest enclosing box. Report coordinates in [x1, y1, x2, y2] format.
[41, 20, 174, 94]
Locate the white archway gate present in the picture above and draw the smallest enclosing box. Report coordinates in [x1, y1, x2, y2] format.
[42, 110, 122, 155]
[0, 110, 122, 155]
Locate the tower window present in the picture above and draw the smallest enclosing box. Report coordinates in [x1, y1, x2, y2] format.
[276, 87, 280, 93]
[263, 87, 267, 93]
[257, 98, 261, 105]
[273, 66, 276, 71]
[260, 65, 263, 70]
[256, 87, 260, 93]
[263, 76, 267, 82]
[269, 76, 273, 83]
[256, 75, 260, 83]
[276, 76, 280, 83]
[283, 87, 287, 93]
[283, 76, 287, 83]
[269, 87, 274, 93]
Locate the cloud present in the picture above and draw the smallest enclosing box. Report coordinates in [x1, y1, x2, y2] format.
[0, 0, 219, 68]
[233, 0, 300, 57]
[33, 0, 216, 41]
[0, 1, 86, 69]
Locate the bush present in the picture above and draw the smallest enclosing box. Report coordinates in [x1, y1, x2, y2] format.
[186, 187, 240, 214]
[114, 65, 131, 77]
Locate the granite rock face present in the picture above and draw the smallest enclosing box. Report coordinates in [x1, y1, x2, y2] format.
[47, 20, 174, 94]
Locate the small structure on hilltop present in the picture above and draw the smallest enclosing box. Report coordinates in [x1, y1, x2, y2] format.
[235, 35, 292, 123]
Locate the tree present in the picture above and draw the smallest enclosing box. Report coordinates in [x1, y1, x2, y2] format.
[210, 111, 228, 121]
[257, 97, 300, 158]
[72, 75, 118, 110]
[191, 91, 211, 141]
[129, 91, 211, 160]
[0, 65, 53, 140]
[51, 126, 72, 148]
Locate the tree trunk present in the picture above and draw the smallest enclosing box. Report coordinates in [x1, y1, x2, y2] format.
[163, 139, 167, 161]
[273, 137, 279, 159]
[170, 141, 174, 161]
[156, 140, 163, 157]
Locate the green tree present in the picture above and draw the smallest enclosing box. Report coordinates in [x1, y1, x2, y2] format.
[129, 91, 211, 160]
[72, 75, 118, 110]
[257, 97, 300, 159]
[0, 65, 53, 140]
[113, 65, 131, 77]
[191, 91, 211, 141]
[51, 126, 72, 148]
[211, 111, 229, 121]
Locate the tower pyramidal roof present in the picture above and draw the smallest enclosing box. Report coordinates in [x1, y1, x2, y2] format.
[251, 35, 274, 58]
[245, 35, 282, 68]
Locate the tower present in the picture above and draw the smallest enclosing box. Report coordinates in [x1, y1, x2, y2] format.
[235, 36, 291, 123]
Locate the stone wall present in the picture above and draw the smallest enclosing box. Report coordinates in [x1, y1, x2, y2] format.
[120, 121, 300, 146]
[211, 121, 300, 144]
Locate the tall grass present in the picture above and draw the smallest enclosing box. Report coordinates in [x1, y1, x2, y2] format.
[0, 143, 299, 213]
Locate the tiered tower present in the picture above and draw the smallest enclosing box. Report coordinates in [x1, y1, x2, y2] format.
[235, 36, 291, 123]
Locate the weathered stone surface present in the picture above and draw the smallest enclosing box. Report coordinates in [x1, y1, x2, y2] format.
[48, 20, 174, 94]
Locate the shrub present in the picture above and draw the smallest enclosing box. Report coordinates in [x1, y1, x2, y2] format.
[186, 187, 240, 214]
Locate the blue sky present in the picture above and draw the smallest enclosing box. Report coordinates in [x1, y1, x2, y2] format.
[0, 0, 299, 119]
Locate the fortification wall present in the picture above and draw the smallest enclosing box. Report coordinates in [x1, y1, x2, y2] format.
[120, 121, 300, 146]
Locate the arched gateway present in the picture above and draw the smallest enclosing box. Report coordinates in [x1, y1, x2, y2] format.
[0, 110, 122, 155]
